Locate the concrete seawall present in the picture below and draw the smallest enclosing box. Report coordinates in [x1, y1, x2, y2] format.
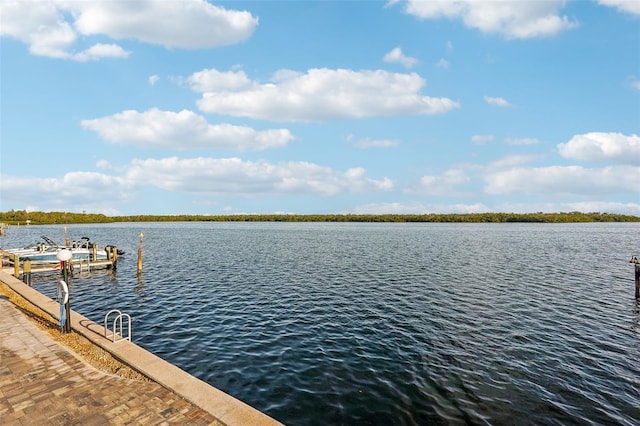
[0, 271, 283, 425]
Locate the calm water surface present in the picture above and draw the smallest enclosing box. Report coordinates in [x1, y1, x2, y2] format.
[3, 222, 639, 425]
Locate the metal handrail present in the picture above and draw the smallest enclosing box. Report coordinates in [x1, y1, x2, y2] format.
[104, 309, 132, 343]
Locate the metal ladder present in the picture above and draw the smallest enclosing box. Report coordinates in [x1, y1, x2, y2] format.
[104, 309, 132, 343]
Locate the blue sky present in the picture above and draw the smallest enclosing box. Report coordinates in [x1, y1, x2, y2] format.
[1, 0, 639, 216]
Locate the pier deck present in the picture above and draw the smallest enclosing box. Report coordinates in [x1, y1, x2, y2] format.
[0, 249, 115, 276]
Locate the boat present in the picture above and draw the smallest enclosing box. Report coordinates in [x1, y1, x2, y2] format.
[3, 236, 123, 263]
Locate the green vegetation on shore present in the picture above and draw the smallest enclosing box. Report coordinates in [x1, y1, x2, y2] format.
[1, 210, 639, 225]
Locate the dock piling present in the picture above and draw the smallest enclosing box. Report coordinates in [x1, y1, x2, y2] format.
[13, 254, 19, 278]
[635, 264, 639, 299]
[137, 232, 144, 274]
[631, 256, 640, 299]
[23, 259, 31, 286]
[106, 246, 118, 270]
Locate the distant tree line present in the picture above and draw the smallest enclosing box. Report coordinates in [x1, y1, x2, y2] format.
[0, 210, 638, 225]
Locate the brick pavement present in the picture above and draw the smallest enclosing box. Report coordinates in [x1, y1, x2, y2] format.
[0, 295, 223, 425]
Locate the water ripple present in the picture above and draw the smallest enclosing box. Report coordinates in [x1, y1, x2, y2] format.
[10, 222, 639, 425]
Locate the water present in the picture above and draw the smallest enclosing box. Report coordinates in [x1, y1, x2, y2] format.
[2, 222, 639, 425]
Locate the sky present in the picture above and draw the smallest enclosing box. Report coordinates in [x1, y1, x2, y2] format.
[1, 0, 639, 216]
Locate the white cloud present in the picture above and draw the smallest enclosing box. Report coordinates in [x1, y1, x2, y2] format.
[630, 78, 640, 91]
[495, 201, 640, 216]
[405, 0, 578, 39]
[383, 47, 419, 68]
[408, 169, 471, 196]
[484, 165, 640, 196]
[505, 137, 540, 145]
[149, 75, 160, 86]
[349, 200, 640, 215]
[484, 96, 511, 107]
[125, 157, 393, 196]
[350, 202, 492, 214]
[0, 156, 394, 213]
[71, 0, 257, 48]
[0, 0, 257, 60]
[0, 0, 77, 59]
[186, 68, 255, 92]
[597, 0, 640, 15]
[488, 154, 545, 169]
[193, 68, 460, 121]
[81, 109, 295, 151]
[471, 134, 494, 145]
[557, 132, 640, 165]
[72, 43, 130, 61]
[0, 172, 134, 215]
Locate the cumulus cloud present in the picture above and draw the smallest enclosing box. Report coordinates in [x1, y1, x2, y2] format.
[484, 96, 511, 107]
[149, 75, 160, 86]
[192, 68, 460, 121]
[484, 165, 639, 196]
[404, 0, 578, 39]
[71, 0, 257, 48]
[597, 0, 640, 15]
[557, 132, 640, 165]
[81, 109, 295, 151]
[0, 0, 257, 60]
[125, 157, 393, 196]
[0, 172, 134, 215]
[1, 1, 74, 58]
[73, 43, 130, 62]
[383, 47, 419, 68]
[0, 155, 393, 213]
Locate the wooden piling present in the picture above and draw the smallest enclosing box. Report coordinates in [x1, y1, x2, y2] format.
[137, 232, 144, 274]
[109, 246, 118, 270]
[635, 264, 639, 299]
[13, 254, 19, 278]
[23, 259, 31, 286]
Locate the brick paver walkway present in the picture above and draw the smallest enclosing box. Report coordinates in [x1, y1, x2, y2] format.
[0, 296, 222, 425]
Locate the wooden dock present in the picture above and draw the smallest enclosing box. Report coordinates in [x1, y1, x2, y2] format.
[0, 250, 116, 279]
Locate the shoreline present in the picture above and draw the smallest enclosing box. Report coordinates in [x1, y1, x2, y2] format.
[1, 211, 639, 226]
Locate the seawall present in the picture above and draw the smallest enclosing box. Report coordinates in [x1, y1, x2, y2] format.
[0, 270, 283, 425]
